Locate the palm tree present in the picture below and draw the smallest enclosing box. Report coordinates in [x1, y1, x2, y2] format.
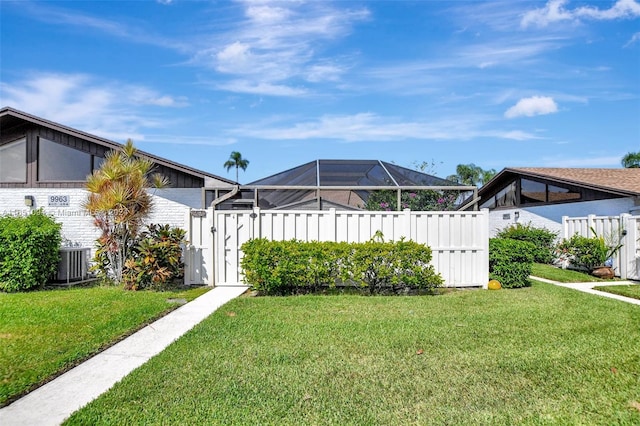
[83, 139, 169, 283]
[621, 151, 640, 168]
[224, 151, 250, 182]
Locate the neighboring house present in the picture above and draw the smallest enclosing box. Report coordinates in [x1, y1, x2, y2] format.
[477, 167, 640, 236]
[0, 107, 234, 250]
[209, 159, 471, 210]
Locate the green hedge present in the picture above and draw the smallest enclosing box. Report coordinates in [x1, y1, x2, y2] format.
[240, 239, 443, 295]
[495, 223, 557, 264]
[0, 211, 62, 292]
[489, 238, 535, 289]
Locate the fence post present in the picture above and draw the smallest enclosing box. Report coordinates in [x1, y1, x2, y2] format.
[253, 206, 261, 239]
[481, 209, 490, 289]
[562, 216, 569, 239]
[328, 208, 336, 242]
[403, 208, 412, 240]
[587, 214, 595, 234]
[620, 214, 631, 280]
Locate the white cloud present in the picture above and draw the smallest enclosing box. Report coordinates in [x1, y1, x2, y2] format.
[624, 31, 640, 47]
[216, 80, 307, 97]
[229, 112, 541, 142]
[193, 1, 370, 95]
[522, 0, 640, 28]
[504, 96, 559, 118]
[542, 155, 623, 167]
[0, 73, 185, 141]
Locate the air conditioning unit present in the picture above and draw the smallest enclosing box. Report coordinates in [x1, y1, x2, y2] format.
[56, 247, 90, 283]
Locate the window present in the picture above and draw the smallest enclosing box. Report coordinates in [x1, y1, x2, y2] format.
[548, 184, 580, 202]
[495, 181, 516, 207]
[0, 138, 26, 182]
[521, 179, 546, 204]
[38, 138, 91, 181]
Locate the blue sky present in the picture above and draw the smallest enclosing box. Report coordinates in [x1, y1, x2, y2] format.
[1, 0, 639, 183]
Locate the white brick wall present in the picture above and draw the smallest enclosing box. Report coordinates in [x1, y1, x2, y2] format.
[0, 188, 201, 254]
[489, 197, 637, 238]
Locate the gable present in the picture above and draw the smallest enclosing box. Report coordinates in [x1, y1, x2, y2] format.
[0, 107, 234, 189]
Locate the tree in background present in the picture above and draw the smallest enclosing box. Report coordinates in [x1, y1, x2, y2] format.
[224, 151, 250, 182]
[621, 151, 640, 168]
[447, 163, 496, 186]
[84, 140, 169, 283]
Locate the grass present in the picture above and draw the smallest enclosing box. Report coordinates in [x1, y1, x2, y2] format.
[594, 284, 640, 301]
[531, 262, 614, 283]
[66, 281, 640, 425]
[0, 284, 209, 406]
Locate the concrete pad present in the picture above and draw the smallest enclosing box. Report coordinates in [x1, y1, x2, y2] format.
[0, 285, 248, 426]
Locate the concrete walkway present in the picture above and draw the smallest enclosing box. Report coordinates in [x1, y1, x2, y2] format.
[532, 276, 640, 305]
[0, 285, 248, 426]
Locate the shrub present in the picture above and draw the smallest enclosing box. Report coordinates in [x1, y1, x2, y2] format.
[0, 211, 62, 292]
[555, 233, 608, 271]
[122, 224, 186, 290]
[496, 223, 557, 264]
[489, 238, 535, 289]
[240, 238, 443, 295]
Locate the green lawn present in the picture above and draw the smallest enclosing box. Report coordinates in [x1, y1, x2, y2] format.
[66, 282, 640, 425]
[595, 284, 640, 301]
[531, 263, 614, 283]
[0, 285, 209, 406]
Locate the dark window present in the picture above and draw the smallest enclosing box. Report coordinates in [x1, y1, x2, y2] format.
[495, 181, 516, 207]
[0, 138, 26, 182]
[38, 138, 91, 181]
[521, 179, 546, 204]
[548, 184, 580, 202]
[92, 155, 105, 172]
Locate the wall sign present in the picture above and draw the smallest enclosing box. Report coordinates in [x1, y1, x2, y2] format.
[48, 195, 70, 207]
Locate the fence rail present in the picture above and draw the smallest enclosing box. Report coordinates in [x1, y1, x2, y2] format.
[207, 208, 489, 288]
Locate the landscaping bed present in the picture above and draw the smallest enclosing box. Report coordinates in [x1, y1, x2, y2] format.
[66, 281, 640, 425]
[0, 285, 209, 406]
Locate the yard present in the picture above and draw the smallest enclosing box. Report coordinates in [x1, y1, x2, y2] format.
[65, 281, 640, 425]
[0, 285, 209, 407]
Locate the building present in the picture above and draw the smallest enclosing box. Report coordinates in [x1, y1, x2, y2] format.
[477, 167, 640, 236]
[0, 107, 234, 249]
[209, 159, 474, 210]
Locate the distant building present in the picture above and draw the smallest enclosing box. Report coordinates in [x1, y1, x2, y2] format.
[210, 159, 471, 210]
[477, 167, 640, 236]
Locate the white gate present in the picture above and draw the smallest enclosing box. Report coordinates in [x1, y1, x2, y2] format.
[206, 207, 489, 288]
[562, 214, 640, 281]
[184, 209, 212, 285]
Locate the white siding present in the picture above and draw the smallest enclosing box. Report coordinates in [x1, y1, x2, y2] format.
[488, 198, 637, 238]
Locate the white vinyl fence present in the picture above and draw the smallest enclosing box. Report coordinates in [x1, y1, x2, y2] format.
[188, 208, 489, 288]
[562, 214, 640, 281]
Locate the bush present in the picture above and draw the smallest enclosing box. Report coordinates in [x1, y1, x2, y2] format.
[0, 211, 62, 292]
[489, 238, 535, 289]
[122, 224, 186, 290]
[555, 233, 607, 271]
[496, 223, 557, 264]
[240, 238, 443, 295]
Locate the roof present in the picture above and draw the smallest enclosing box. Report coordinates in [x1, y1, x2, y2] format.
[0, 106, 235, 185]
[481, 167, 640, 198]
[249, 159, 462, 187]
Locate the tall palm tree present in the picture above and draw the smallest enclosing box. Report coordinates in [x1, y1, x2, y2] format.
[224, 151, 250, 182]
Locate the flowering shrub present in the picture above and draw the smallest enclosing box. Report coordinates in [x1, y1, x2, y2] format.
[365, 190, 458, 211]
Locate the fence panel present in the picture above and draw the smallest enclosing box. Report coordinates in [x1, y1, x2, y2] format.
[562, 214, 640, 280]
[209, 208, 489, 288]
